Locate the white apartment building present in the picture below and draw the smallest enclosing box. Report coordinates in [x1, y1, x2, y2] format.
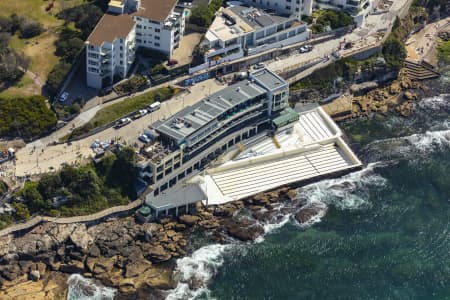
[201, 6, 309, 66]
[315, 0, 377, 27]
[237, 0, 314, 18]
[85, 0, 185, 89]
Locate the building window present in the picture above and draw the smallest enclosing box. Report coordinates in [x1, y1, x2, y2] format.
[136, 17, 142, 21]
[155, 36, 160, 40]
[88, 60, 98, 66]
[89, 45, 95, 50]
[120, 60, 123, 65]
[137, 24, 142, 29]
[136, 39, 142, 43]
[88, 67, 98, 73]
[286, 5, 291, 9]
[136, 32, 142, 36]
[120, 46, 123, 50]
[144, 26, 147, 29]
[296, 7, 299, 11]
[155, 43, 160, 47]
[88, 53, 99, 59]
[155, 28, 160, 32]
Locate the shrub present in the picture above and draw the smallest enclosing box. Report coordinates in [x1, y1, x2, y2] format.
[189, 0, 223, 28]
[19, 20, 44, 39]
[0, 95, 57, 139]
[114, 75, 149, 95]
[46, 61, 71, 97]
[382, 37, 406, 68]
[12, 202, 30, 220]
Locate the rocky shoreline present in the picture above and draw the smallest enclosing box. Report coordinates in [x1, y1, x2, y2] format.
[0, 186, 324, 299]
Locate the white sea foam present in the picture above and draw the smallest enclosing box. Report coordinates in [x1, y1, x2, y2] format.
[417, 94, 450, 110]
[167, 244, 229, 300]
[66, 274, 116, 300]
[298, 162, 387, 211]
[405, 129, 450, 152]
[166, 162, 391, 299]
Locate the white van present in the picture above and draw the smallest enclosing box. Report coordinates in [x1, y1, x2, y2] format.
[148, 101, 161, 112]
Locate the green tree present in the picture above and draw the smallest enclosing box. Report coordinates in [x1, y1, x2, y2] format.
[18, 181, 46, 212]
[46, 61, 71, 97]
[107, 147, 138, 199]
[382, 37, 406, 68]
[12, 202, 30, 220]
[189, 4, 213, 27]
[37, 173, 61, 200]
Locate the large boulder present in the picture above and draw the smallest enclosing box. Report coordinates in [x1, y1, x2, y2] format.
[145, 245, 172, 263]
[69, 224, 93, 252]
[222, 219, 264, 241]
[295, 202, 327, 224]
[178, 215, 200, 226]
[125, 259, 152, 278]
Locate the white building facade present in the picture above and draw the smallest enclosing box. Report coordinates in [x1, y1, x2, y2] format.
[202, 6, 310, 67]
[85, 0, 185, 89]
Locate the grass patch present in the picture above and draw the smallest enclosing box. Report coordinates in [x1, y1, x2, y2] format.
[89, 87, 176, 127]
[437, 40, 450, 64]
[0, 0, 84, 96]
[0, 74, 40, 99]
[69, 87, 177, 139]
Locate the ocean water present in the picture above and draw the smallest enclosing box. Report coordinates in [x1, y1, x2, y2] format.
[66, 94, 450, 300]
[166, 93, 450, 300]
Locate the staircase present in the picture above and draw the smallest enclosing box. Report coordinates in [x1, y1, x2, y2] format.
[404, 59, 441, 80]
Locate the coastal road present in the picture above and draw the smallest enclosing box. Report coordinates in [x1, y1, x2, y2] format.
[14, 79, 225, 177]
[12, 0, 413, 177]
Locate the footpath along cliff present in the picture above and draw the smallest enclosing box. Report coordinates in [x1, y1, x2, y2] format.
[0, 186, 323, 298]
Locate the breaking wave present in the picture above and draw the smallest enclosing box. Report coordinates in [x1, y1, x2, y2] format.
[66, 274, 116, 300]
[417, 94, 450, 110]
[166, 163, 388, 299]
[167, 244, 229, 300]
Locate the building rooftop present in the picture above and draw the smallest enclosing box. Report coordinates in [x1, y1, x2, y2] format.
[251, 68, 287, 91]
[228, 6, 292, 31]
[154, 69, 285, 143]
[87, 14, 135, 46]
[145, 184, 206, 210]
[206, 5, 304, 46]
[133, 0, 178, 22]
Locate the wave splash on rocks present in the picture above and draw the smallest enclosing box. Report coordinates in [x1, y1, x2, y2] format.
[166, 164, 387, 299]
[67, 274, 116, 300]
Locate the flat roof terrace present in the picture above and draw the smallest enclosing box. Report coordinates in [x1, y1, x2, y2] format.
[154, 69, 285, 143]
[193, 106, 362, 204]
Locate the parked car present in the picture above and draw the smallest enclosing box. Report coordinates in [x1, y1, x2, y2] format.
[167, 59, 178, 66]
[148, 101, 161, 112]
[138, 134, 152, 144]
[114, 117, 132, 129]
[299, 45, 313, 53]
[133, 109, 148, 119]
[59, 92, 69, 102]
[253, 62, 265, 70]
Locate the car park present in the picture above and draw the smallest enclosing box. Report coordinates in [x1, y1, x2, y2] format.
[59, 92, 69, 102]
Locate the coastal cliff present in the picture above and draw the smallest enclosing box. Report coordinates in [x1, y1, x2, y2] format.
[0, 187, 319, 298]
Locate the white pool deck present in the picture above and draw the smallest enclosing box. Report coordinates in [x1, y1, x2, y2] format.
[193, 106, 362, 205]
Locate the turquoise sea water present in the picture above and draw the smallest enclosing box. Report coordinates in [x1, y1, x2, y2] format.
[166, 92, 450, 300]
